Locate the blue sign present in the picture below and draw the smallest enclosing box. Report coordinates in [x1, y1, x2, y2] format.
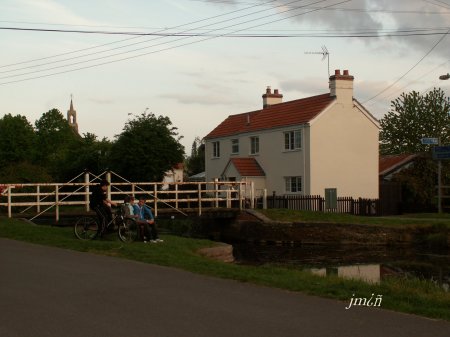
[421, 137, 439, 145]
[433, 146, 450, 160]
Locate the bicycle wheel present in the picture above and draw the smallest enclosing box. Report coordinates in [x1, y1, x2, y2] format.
[74, 216, 99, 240]
[118, 220, 138, 243]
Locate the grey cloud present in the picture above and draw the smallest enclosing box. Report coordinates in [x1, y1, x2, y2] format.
[203, 0, 450, 58]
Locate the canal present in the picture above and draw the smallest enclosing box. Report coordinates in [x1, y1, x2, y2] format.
[232, 242, 450, 291]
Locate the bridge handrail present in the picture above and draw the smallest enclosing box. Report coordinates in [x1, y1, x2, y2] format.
[0, 176, 253, 221]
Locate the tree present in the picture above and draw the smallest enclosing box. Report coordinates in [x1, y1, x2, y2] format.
[380, 88, 450, 211]
[34, 108, 81, 180]
[185, 136, 205, 177]
[108, 112, 185, 181]
[380, 88, 450, 155]
[0, 114, 36, 169]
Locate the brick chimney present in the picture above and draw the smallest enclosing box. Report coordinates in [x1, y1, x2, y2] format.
[262, 86, 283, 108]
[329, 69, 354, 104]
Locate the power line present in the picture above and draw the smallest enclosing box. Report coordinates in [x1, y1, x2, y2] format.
[0, 0, 336, 84]
[2, 26, 450, 37]
[0, 0, 279, 69]
[362, 28, 450, 104]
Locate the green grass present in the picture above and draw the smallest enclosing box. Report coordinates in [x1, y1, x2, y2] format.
[1, 216, 449, 321]
[259, 209, 450, 228]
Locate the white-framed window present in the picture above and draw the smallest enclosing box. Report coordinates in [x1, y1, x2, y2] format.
[231, 139, 239, 154]
[284, 130, 301, 150]
[212, 141, 220, 158]
[285, 176, 302, 193]
[250, 136, 259, 155]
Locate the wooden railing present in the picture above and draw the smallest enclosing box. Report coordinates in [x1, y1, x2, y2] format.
[0, 178, 252, 221]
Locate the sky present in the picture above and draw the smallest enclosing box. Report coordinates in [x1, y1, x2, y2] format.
[1, 0, 450, 153]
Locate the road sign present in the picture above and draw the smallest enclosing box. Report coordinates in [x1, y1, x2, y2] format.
[432, 146, 450, 160]
[421, 137, 439, 145]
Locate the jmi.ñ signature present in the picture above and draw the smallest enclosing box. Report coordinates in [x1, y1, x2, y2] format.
[345, 294, 382, 310]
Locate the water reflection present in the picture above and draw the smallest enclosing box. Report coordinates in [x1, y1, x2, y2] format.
[310, 264, 382, 284]
[233, 243, 450, 291]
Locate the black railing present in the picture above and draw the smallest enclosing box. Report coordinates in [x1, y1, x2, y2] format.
[265, 195, 381, 216]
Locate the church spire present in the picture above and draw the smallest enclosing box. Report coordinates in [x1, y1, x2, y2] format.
[67, 95, 79, 134]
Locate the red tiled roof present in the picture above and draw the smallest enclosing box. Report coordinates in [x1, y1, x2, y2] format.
[227, 158, 265, 177]
[379, 154, 418, 176]
[205, 93, 335, 139]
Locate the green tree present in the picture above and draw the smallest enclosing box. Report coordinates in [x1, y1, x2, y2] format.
[108, 112, 185, 181]
[68, 133, 112, 176]
[34, 108, 81, 180]
[380, 88, 450, 210]
[185, 136, 205, 177]
[0, 114, 36, 169]
[380, 88, 450, 155]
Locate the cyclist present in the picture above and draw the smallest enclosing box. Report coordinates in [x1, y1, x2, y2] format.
[90, 179, 117, 234]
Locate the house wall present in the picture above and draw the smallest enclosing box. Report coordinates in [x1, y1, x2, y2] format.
[206, 125, 308, 195]
[309, 103, 379, 198]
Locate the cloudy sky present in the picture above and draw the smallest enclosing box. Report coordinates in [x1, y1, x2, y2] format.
[1, 0, 450, 152]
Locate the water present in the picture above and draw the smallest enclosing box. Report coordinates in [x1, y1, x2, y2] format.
[232, 243, 450, 291]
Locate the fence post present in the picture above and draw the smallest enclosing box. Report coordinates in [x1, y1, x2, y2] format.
[106, 171, 112, 201]
[36, 185, 41, 213]
[7, 186, 12, 218]
[239, 183, 243, 210]
[55, 185, 59, 223]
[263, 189, 267, 209]
[153, 184, 158, 217]
[175, 183, 179, 209]
[84, 171, 90, 212]
[198, 186, 202, 216]
[214, 178, 219, 208]
[250, 181, 255, 209]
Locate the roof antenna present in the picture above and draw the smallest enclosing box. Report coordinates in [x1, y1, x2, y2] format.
[305, 45, 330, 78]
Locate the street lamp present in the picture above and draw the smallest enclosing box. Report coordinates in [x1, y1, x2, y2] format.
[439, 73, 450, 80]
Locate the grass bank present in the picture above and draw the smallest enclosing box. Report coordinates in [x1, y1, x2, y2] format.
[0, 217, 449, 322]
[260, 209, 450, 228]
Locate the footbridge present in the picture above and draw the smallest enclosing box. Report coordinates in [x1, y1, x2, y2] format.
[0, 171, 259, 223]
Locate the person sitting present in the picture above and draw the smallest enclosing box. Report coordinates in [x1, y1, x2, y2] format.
[89, 179, 117, 234]
[122, 195, 151, 243]
[133, 196, 163, 243]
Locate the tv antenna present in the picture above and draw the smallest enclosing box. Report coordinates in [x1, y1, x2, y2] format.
[305, 45, 330, 78]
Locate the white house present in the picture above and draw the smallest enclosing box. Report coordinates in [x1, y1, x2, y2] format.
[204, 69, 380, 198]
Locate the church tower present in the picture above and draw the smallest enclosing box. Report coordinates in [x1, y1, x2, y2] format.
[67, 96, 79, 133]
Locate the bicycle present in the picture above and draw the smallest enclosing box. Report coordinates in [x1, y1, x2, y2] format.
[74, 206, 139, 242]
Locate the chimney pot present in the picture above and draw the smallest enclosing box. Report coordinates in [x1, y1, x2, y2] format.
[274, 89, 279, 94]
[266, 86, 271, 94]
[343, 70, 349, 76]
[335, 69, 340, 75]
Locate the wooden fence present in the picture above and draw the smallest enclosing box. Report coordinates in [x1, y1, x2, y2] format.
[265, 195, 381, 216]
[0, 175, 251, 221]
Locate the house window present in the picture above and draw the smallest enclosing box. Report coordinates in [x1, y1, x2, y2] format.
[212, 141, 220, 158]
[250, 136, 259, 155]
[284, 130, 301, 150]
[285, 176, 302, 193]
[231, 139, 239, 154]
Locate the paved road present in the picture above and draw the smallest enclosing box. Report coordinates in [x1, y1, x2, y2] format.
[0, 238, 449, 337]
